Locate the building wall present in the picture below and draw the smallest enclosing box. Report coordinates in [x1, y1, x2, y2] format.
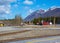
[56, 17, 60, 24]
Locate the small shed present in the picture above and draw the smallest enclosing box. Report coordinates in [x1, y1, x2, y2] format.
[0, 21, 4, 26]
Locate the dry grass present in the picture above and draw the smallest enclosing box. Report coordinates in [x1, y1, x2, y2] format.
[0, 29, 60, 42]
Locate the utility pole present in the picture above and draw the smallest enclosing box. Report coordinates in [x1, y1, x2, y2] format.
[54, 17, 56, 25]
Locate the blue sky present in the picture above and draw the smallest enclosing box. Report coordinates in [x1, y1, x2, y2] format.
[0, 0, 60, 19]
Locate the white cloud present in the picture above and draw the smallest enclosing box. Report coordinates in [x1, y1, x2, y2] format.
[51, 6, 60, 9]
[5, 10, 10, 14]
[51, 6, 57, 10]
[0, 0, 17, 5]
[51, 6, 60, 10]
[23, 0, 33, 5]
[0, 0, 17, 15]
[0, 0, 18, 19]
[0, 5, 11, 15]
[26, 9, 34, 15]
[29, 9, 34, 13]
[7, 0, 17, 2]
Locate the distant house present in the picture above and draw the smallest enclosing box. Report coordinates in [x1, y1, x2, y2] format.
[0, 21, 4, 26]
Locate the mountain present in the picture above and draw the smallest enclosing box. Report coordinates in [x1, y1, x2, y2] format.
[43, 8, 60, 18]
[24, 8, 60, 22]
[24, 9, 45, 22]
